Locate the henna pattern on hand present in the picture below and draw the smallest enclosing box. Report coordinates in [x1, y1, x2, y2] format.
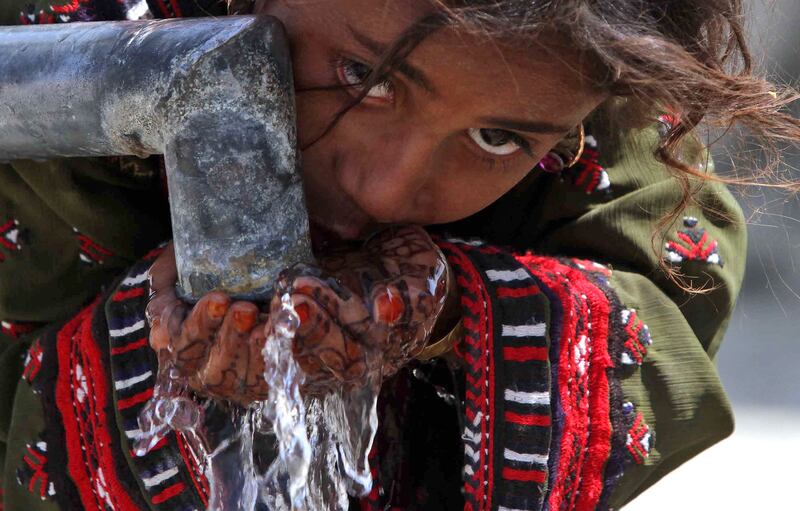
[145, 226, 448, 405]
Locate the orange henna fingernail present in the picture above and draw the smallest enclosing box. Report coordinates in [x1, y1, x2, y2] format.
[233, 309, 256, 332]
[207, 300, 228, 319]
[295, 302, 310, 324]
[295, 284, 315, 295]
[375, 290, 404, 324]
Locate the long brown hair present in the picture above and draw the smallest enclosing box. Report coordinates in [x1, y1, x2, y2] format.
[315, 0, 800, 284]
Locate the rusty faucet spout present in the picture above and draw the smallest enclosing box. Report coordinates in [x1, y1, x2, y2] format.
[0, 16, 313, 300]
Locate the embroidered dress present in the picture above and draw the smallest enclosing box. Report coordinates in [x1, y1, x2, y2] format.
[0, 2, 746, 510]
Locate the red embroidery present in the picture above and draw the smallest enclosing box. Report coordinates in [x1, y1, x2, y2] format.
[73, 228, 113, 265]
[502, 346, 548, 362]
[50, 0, 80, 15]
[110, 337, 148, 356]
[664, 216, 723, 266]
[151, 482, 185, 505]
[626, 412, 653, 464]
[176, 432, 210, 507]
[0, 219, 22, 262]
[501, 467, 547, 483]
[55, 301, 141, 511]
[22, 443, 51, 499]
[1, 320, 38, 339]
[495, 285, 540, 298]
[620, 309, 652, 366]
[564, 136, 610, 194]
[504, 412, 551, 427]
[437, 241, 495, 510]
[22, 339, 44, 383]
[518, 256, 613, 511]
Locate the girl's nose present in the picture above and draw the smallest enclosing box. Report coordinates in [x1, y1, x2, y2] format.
[353, 126, 442, 222]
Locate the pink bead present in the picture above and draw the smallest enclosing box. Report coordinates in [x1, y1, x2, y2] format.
[537, 152, 564, 173]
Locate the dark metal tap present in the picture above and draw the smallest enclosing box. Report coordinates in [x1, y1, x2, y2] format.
[0, 16, 313, 300]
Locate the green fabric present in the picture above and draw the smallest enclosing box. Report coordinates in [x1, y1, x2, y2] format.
[0, 0, 28, 25]
[452, 123, 745, 507]
[0, 157, 170, 322]
[0, 328, 59, 511]
[2, 338, 59, 511]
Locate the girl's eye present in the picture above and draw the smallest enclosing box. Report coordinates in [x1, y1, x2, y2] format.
[337, 58, 394, 101]
[468, 128, 524, 156]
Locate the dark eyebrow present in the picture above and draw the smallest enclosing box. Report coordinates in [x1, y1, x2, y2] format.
[347, 25, 437, 94]
[479, 117, 574, 135]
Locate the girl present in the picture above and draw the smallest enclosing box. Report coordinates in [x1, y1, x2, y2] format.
[0, 0, 793, 509]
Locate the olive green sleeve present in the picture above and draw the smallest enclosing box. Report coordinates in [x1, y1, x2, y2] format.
[530, 127, 745, 506]
[530, 127, 746, 358]
[0, 0, 27, 25]
[0, 330, 61, 511]
[0, 334, 29, 454]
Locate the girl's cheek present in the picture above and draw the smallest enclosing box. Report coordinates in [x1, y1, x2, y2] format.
[419, 160, 525, 224]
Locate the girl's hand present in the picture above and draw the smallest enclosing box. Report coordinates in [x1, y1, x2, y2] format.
[146, 226, 449, 404]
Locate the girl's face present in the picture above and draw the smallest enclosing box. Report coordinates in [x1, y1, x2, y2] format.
[258, 0, 606, 240]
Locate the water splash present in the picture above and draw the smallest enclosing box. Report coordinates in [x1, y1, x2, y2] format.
[258, 293, 312, 509]
[135, 292, 381, 510]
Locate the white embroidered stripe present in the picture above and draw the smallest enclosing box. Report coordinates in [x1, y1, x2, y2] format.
[621, 308, 633, 323]
[121, 271, 148, 287]
[504, 389, 550, 406]
[485, 269, 530, 282]
[126, 0, 150, 19]
[125, 428, 143, 440]
[503, 448, 548, 466]
[501, 323, 546, 337]
[446, 237, 484, 247]
[498, 506, 535, 511]
[114, 370, 153, 390]
[142, 466, 179, 488]
[462, 427, 481, 446]
[79, 254, 92, 264]
[640, 432, 652, 451]
[464, 445, 481, 463]
[471, 411, 483, 428]
[464, 465, 475, 476]
[110, 319, 146, 338]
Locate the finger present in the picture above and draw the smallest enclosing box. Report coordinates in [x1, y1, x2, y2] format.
[149, 317, 170, 352]
[242, 325, 269, 402]
[170, 292, 230, 372]
[165, 301, 189, 339]
[378, 277, 443, 327]
[291, 275, 370, 327]
[292, 294, 367, 383]
[371, 282, 408, 326]
[148, 298, 185, 352]
[145, 285, 178, 326]
[198, 301, 259, 398]
[146, 242, 177, 292]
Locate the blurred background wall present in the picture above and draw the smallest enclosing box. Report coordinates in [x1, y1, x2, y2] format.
[628, 2, 800, 509]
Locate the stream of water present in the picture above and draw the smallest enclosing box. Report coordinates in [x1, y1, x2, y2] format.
[134, 292, 381, 510]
